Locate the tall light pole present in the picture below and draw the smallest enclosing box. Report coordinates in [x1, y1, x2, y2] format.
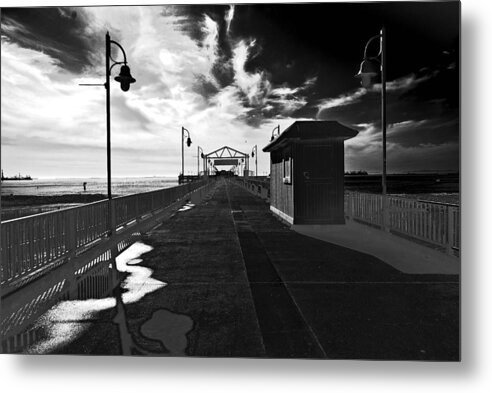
[355, 27, 387, 229]
[81, 32, 135, 233]
[197, 146, 204, 177]
[251, 145, 258, 177]
[105, 33, 136, 231]
[181, 127, 192, 183]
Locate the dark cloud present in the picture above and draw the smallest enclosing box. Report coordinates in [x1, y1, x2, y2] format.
[399, 48, 459, 114]
[238, 107, 273, 128]
[388, 118, 459, 148]
[230, 3, 458, 95]
[170, 4, 318, 125]
[1, 7, 106, 73]
[191, 74, 219, 101]
[317, 61, 459, 150]
[3, 3, 459, 173]
[170, 4, 228, 43]
[170, 4, 235, 88]
[173, 2, 458, 135]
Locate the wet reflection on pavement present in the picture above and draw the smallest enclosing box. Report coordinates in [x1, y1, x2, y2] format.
[27, 242, 165, 353]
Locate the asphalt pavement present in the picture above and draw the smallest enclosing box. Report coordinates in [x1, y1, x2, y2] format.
[46, 179, 459, 360]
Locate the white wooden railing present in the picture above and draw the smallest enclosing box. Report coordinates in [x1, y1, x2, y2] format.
[233, 179, 459, 256]
[1, 181, 206, 285]
[233, 178, 270, 200]
[345, 191, 460, 255]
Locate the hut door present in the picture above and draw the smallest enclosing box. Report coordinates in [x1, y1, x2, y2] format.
[296, 144, 340, 224]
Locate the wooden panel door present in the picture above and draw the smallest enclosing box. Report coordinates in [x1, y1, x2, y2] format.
[295, 143, 344, 224]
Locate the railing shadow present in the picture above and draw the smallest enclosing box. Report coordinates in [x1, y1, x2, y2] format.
[1, 180, 217, 353]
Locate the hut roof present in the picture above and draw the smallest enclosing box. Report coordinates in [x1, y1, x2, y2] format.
[262, 121, 358, 152]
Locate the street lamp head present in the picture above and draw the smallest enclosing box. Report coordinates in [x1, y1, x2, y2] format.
[251, 151, 255, 157]
[355, 58, 379, 88]
[115, 64, 136, 91]
[186, 137, 192, 147]
[270, 125, 281, 141]
[201, 152, 204, 159]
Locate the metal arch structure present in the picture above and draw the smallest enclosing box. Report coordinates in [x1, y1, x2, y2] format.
[202, 146, 250, 177]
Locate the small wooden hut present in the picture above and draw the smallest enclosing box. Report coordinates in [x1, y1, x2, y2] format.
[262, 121, 358, 225]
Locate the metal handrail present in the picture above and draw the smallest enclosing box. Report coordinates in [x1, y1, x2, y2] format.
[0, 181, 206, 284]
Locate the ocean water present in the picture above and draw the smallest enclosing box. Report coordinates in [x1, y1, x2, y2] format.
[1, 177, 179, 197]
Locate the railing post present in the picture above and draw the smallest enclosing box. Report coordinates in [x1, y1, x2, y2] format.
[135, 195, 140, 222]
[346, 193, 353, 220]
[382, 194, 390, 232]
[66, 211, 79, 299]
[67, 211, 77, 257]
[110, 199, 116, 233]
[447, 207, 455, 255]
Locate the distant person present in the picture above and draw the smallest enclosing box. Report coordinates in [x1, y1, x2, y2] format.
[83, 182, 87, 191]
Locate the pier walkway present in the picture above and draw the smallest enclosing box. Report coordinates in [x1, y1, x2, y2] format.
[32, 180, 459, 360]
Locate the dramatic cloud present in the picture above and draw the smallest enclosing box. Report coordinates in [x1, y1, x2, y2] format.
[1, 3, 459, 178]
[317, 88, 367, 112]
[1, 7, 104, 73]
[201, 14, 219, 69]
[317, 73, 435, 114]
[232, 39, 271, 106]
[317, 66, 458, 173]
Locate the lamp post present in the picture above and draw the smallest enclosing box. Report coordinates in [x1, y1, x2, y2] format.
[251, 145, 258, 177]
[181, 127, 192, 183]
[105, 32, 136, 232]
[81, 32, 136, 233]
[355, 27, 388, 229]
[197, 146, 204, 177]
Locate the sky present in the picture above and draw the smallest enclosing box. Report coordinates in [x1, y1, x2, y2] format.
[0, 2, 459, 178]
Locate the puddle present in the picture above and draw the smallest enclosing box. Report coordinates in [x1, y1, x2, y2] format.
[140, 309, 193, 356]
[27, 242, 166, 354]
